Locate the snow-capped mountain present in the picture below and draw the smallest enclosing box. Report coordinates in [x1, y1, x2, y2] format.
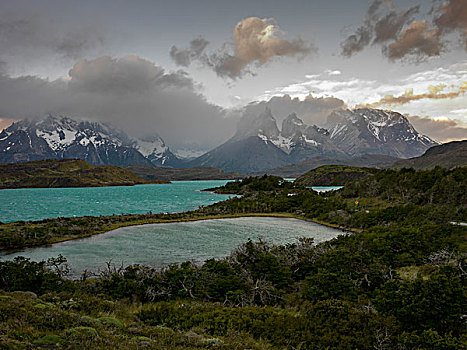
[189, 108, 345, 173]
[326, 108, 437, 158]
[134, 134, 180, 166]
[233, 108, 344, 160]
[0, 115, 179, 167]
[189, 107, 438, 173]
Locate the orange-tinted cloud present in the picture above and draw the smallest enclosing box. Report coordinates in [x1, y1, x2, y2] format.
[342, 0, 467, 61]
[383, 20, 443, 61]
[434, 0, 467, 50]
[0, 118, 16, 131]
[358, 82, 467, 108]
[171, 17, 314, 79]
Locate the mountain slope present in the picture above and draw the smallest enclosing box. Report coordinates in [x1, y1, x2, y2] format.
[391, 140, 467, 169]
[326, 108, 437, 158]
[190, 136, 291, 173]
[189, 108, 345, 173]
[0, 116, 180, 167]
[0, 159, 161, 189]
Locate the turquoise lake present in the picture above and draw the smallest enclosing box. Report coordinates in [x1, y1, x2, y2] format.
[0, 180, 234, 223]
[0, 217, 345, 276]
[0, 181, 343, 223]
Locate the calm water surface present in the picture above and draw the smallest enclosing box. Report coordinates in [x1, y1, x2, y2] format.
[0, 181, 234, 223]
[0, 217, 345, 276]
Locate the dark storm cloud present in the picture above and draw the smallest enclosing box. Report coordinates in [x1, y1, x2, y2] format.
[170, 17, 314, 79]
[343, 0, 467, 60]
[0, 56, 237, 149]
[0, 11, 105, 64]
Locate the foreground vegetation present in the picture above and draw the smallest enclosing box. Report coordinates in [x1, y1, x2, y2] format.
[0, 166, 466, 348]
[0, 159, 168, 189]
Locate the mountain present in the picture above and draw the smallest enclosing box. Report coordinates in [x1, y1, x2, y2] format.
[126, 165, 244, 181]
[0, 115, 180, 167]
[188, 109, 292, 173]
[189, 107, 435, 174]
[133, 134, 181, 167]
[326, 108, 437, 158]
[391, 140, 467, 169]
[189, 108, 345, 173]
[254, 154, 399, 178]
[0, 159, 165, 189]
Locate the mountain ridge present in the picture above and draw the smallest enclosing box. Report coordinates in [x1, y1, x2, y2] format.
[189, 107, 437, 173]
[0, 115, 180, 167]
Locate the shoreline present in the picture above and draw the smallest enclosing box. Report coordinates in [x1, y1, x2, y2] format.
[0, 212, 359, 254]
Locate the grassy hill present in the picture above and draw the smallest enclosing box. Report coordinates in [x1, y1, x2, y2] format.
[391, 140, 467, 169]
[0, 159, 165, 189]
[294, 164, 379, 186]
[127, 165, 244, 181]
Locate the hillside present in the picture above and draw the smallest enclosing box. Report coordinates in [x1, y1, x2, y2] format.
[294, 165, 379, 186]
[0, 159, 165, 189]
[127, 165, 244, 181]
[391, 140, 467, 169]
[254, 154, 397, 177]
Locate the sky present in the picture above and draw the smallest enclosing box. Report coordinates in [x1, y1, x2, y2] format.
[0, 0, 466, 150]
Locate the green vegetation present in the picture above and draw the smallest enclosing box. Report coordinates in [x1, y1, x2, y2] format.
[127, 165, 244, 181]
[392, 140, 467, 170]
[205, 174, 295, 194]
[294, 164, 379, 186]
[0, 159, 168, 189]
[0, 166, 466, 348]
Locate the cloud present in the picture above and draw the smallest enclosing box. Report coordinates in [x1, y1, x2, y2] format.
[341, 0, 419, 57]
[257, 60, 467, 140]
[0, 118, 15, 131]
[407, 115, 467, 142]
[373, 5, 420, 43]
[358, 82, 467, 108]
[325, 69, 342, 76]
[342, 0, 467, 61]
[169, 36, 210, 67]
[0, 10, 105, 68]
[434, 0, 467, 33]
[0, 56, 238, 151]
[383, 20, 443, 61]
[240, 94, 345, 127]
[170, 17, 314, 79]
[68, 55, 195, 94]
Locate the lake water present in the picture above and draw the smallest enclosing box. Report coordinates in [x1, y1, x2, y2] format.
[0, 216, 345, 276]
[0, 182, 342, 223]
[0, 181, 234, 223]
